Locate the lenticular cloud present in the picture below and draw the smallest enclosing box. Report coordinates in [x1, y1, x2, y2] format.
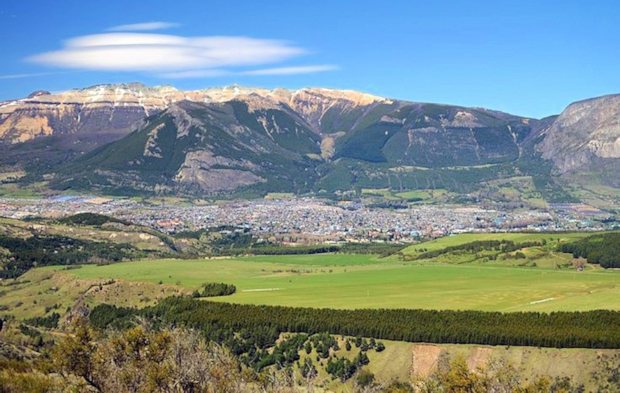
[106, 21, 180, 32]
[28, 33, 306, 72]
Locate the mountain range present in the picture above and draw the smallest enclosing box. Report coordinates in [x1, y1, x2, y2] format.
[0, 83, 618, 200]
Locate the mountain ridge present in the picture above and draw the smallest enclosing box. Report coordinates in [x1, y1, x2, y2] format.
[0, 83, 618, 199]
[0, 83, 390, 146]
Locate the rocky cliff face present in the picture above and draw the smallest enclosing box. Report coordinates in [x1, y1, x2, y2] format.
[0, 83, 390, 172]
[538, 95, 620, 176]
[0, 84, 388, 147]
[0, 83, 171, 147]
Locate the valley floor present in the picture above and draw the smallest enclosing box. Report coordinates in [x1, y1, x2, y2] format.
[13, 252, 618, 313]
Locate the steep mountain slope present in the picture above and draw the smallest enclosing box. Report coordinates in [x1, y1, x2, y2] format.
[52, 96, 549, 196]
[56, 100, 321, 195]
[538, 94, 620, 186]
[335, 103, 535, 166]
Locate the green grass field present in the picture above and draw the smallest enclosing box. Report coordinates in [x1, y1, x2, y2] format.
[49, 248, 620, 312]
[360, 187, 450, 202]
[2, 233, 619, 391]
[3, 232, 618, 319]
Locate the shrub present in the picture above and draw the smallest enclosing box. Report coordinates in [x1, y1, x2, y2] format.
[200, 283, 236, 297]
[356, 370, 375, 387]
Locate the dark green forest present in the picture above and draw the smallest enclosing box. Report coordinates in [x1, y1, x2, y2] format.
[90, 296, 620, 349]
[58, 212, 129, 226]
[559, 232, 620, 268]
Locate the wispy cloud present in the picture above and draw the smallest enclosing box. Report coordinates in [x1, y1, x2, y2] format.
[0, 72, 57, 80]
[157, 69, 232, 79]
[242, 65, 339, 76]
[107, 21, 180, 32]
[159, 65, 338, 79]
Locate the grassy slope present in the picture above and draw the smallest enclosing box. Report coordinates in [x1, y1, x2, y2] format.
[2, 232, 619, 391]
[365, 340, 618, 392]
[2, 268, 617, 391]
[293, 337, 618, 392]
[0, 268, 187, 320]
[400, 232, 593, 257]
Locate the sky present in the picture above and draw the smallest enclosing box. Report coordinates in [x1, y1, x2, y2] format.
[1, 0, 619, 118]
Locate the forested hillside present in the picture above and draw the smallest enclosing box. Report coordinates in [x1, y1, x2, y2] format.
[559, 232, 620, 268]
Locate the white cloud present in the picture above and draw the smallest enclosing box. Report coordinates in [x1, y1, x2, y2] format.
[29, 33, 306, 72]
[242, 64, 339, 75]
[159, 65, 338, 79]
[0, 72, 57, 80]
[27, 30, 338, 79]
[107, 21, 180, 32]
[157, 69, 232, 79]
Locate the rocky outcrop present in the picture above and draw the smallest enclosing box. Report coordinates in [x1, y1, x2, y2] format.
[174, 151, 265, 192]
[538, 95, 620, 182]
[0, 84, 389, 148]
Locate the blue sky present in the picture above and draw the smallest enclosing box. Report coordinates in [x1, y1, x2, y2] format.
[1, 0, 619, 118]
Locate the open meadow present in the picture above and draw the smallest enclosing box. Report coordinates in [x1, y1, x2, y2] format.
[41, 240, 620, 312]
[3, 232, 618, 319]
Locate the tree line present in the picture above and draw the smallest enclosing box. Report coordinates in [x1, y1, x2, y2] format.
[407, 239, 543, 261]
[90, 296, 620, 349]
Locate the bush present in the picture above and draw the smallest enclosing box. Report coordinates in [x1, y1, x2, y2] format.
[356, 370, 375, 387]
[200, 283, 236, 297]
[327, 357, 357, 381]
[24, 312, 60, 329]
